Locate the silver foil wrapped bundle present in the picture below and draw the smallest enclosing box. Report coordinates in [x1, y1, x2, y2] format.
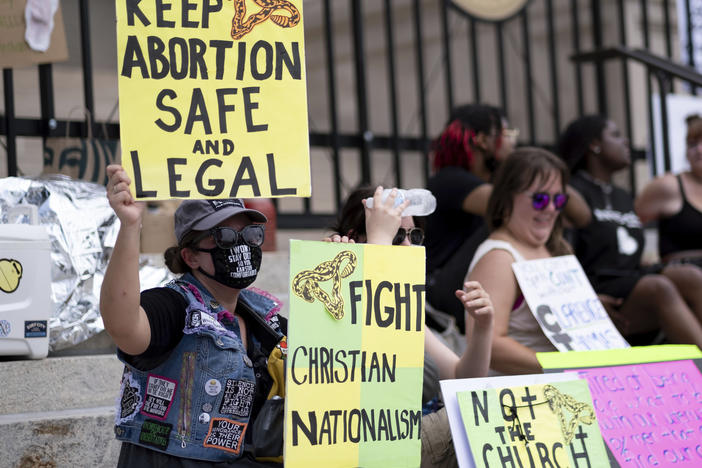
[0, 175, 173, 351]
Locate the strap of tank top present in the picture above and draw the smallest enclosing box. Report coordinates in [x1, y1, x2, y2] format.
[677, 174, 688, 203]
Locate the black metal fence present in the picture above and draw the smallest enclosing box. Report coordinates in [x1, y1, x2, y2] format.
[2, 0, 701, 228]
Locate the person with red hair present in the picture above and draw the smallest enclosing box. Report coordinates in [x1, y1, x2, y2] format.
[425, 104, 516, 332]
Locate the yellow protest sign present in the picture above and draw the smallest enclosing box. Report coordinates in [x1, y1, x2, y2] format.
[115, 0, 310, 200]
[285, 240, 425, 467]
[457, 380, 610, 467]
[537, 344, 702, 371]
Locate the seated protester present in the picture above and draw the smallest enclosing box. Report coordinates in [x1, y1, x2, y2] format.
[101, 165, 286, 467]
[559, 115, 702, 348]
[635, 114, 702, 267]
[425, 104, 590, 332]
[466, 148, 572, 375]
[329, 185, 495, 468]
[425, 104, 513, 332]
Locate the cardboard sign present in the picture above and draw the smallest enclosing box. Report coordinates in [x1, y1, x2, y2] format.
[115, 0, 311, 200]
[442, 374, 592, 468]
[285, 240, 426, 467]
[512, 255, 629, 351]
[0, 0, 68, 68]
[457, 379, 610, 468]
[571, 360, 702, 467]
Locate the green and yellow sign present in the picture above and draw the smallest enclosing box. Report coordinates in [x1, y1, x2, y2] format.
[285, 240, 426, 467]
[457, 379, 609, 467]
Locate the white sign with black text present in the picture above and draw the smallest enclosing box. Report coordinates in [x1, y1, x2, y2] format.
[512, 255, 629, 352]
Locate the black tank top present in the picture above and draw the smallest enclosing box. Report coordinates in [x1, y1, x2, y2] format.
[658, 175, 702, 258]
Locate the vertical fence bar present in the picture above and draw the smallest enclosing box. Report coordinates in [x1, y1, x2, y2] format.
[590, 0, 607, 115]
[640, 0, 657, 177]
[323, 0, 342, 209]
[2, 69, 17, 176]
[570, 0, 585, 116]
[351, 0, 372, 184]
[441, 0, 454, 113]
[545, 0, 560, 140]
[685, 0, 697, 93]
[496, 22, 509, 115]
[520, 9, 536, 144]
[662, 0, 673, 59]
[384, 0, 402, 187]
[38, 64, 55, 137]
[413, 0, 430, 181]
[647, 70, 658, 176]
[616, 0, 636, 191]
[470, 18, 481, 102]
[640, 0, 651, 49]
[657, 72, 671, 173]
[79, 0, 94, 126]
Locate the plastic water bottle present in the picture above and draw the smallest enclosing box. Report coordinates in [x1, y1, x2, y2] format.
[365, 188, 436, 216]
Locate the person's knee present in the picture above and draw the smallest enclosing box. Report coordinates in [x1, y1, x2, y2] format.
[664, 264, 702, 290]
[636, 274, 678, 303]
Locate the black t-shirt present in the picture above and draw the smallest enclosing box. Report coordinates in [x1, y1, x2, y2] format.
[122, 287, 188, 370]
[570, 171, 645, 289]
[425, 167, 486, 274]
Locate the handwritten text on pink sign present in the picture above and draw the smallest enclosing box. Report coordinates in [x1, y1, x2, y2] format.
[572, 360, 702, 467]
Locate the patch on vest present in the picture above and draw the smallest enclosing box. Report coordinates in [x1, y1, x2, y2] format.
[203, 417, 247, 454]
[184, 307, 234, 339]
[219, 379, 255, 417]
[139, 419, 172, 450]
[115, 371, 142, 425]
[141, 374, 178, 420]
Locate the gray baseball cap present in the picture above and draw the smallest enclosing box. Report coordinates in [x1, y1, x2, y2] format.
[174, 199, 267, 244]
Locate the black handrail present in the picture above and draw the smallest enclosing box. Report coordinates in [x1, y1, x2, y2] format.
[572, 46, 702, 173]
[572, 46, 702, 87]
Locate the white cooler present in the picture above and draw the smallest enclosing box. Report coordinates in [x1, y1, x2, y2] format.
[0, 205, 51, 359]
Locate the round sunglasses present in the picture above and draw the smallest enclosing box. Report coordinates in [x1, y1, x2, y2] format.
[393, 227, 425, 245]
[193, 225, 265, 249]
[528, 192, 569, 211]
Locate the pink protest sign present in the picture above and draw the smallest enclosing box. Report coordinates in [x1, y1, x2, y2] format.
[571, 360, 702, 467]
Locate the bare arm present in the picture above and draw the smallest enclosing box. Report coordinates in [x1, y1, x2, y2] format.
[562, 184, 592, 228]
[461, 184, 492, 216]
[635, 174, 680, 224]
[99, 165, 151, 355]
[453, 281, 494, 378]
[467, 249, 542, 374]
[424, 328, 460, 380]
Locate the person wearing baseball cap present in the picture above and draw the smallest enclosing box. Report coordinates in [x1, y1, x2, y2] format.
[101, 165, 286, 467]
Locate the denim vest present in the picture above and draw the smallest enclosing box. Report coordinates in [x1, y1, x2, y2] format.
[114, 274, 283, 462]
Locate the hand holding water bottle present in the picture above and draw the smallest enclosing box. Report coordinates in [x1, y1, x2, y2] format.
[363, 186, 409, 245]
[365, 188, 436, 217]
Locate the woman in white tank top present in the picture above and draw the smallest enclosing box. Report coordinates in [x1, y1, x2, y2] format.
[466, 148, 573, 375]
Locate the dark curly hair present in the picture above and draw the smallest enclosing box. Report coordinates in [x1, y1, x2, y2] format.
[558, 115, 609, 172]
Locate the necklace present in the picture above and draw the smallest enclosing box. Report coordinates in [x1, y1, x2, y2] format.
[577, 170, 613, 210]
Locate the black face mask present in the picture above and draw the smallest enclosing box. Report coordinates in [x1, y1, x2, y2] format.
[197, 240, 262, 289]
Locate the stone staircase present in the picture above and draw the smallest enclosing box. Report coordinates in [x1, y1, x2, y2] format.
[0, 230, 320, 468]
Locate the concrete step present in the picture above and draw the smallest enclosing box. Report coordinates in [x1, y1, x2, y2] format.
[0, 355, 123, 467]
